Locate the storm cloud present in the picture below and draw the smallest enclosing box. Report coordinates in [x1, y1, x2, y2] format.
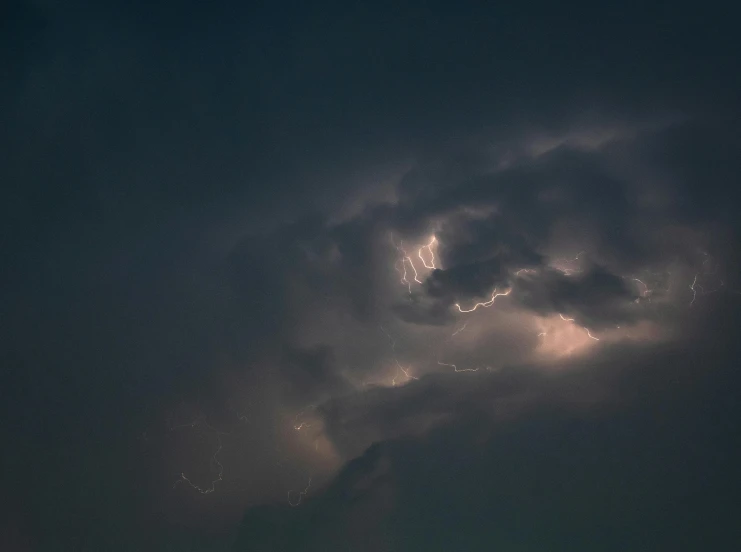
[2, 2, 740, 551]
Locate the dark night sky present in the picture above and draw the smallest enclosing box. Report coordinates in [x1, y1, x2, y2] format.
[2, 1, 741, 550]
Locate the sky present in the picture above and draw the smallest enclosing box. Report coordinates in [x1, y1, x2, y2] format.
[2, 1, 741, 550]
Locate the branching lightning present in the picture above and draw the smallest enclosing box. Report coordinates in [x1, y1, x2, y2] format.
[436, 314, 482, 374]
[379, 325, 418, 385]
[393, 358, 419, 386]
[393, 239, 422, 290]
[391, 234, 438, 294]
[688, 254, 726, 306]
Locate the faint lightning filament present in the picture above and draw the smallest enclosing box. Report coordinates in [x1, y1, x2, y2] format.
[392, 359, 418, 386]
[380, 325, 418, 386]
[451, 322, 468, 336]
[633, 278, 651, 300]
[173, 438, 224, 495]
[288, 477, 312, 507]
[437, 359, 479, 373]
[689, 273, 698, 306]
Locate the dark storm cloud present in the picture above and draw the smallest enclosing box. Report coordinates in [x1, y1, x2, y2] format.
[3, 1, 740, 551]
[425, 257, 508, 301]
[365, 115, 740, 330]
[512, 264, 641, 329]
[318, 365, 544, 460]
[434, 209, 545, 270]
[233, 442, 395, 552]
[366, 144, 657, 326]
[391, 294, 454, 326]
[233, 296, 741, 552]
[280, 345, 350, 405]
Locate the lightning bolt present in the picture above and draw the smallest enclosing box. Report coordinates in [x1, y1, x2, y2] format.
[558, 313, 599, 340]
[418, 236, 437, 269]
[173, 438, 224, 495]
[689, 273, 698, 306]
[451, 322, 468, 336]
[397, 362, 418, 380]
[393, 239, 422, 284]
[394, 258, 411, 294]
[437, 359, 479, 373]
[632, 278, 651, 300]
[455, 288, 512, 313]
[380, 325, 418, 385]
[292, 405, 317, 431]
[436, 315, 482, 373]
[166, 412, 236, 498]
[287, 477, 312, 507]
[687, 251, 728, 306]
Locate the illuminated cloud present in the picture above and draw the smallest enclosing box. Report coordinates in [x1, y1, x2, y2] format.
[4, 4, 741, 549]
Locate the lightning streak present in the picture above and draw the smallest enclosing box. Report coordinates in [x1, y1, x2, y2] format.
[173, 438, 224, 495]
[451, 322, 468, 336]
[455, 288, 511, 313]
[392, 239, 422, 286]
[394, 259, 411, 294]
[437, 315, 481, 373]
[633, 278, 651, 300]
[292, 405, 317, 431]
[288, 477, 312, 507]
[437, 359, 479, 373]
[380, 325, 418, 385]
[417, 236, 437, 269]
[689, 273, 698, 306]
[393, 359, 418, 386]
[559, 313, 599, 341]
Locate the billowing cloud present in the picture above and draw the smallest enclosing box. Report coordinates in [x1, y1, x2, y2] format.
[234, 298, 741, 551]
[3, 3, 740, 550]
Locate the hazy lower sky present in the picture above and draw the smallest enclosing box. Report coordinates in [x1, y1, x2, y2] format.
[2, 2, 740, 551]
